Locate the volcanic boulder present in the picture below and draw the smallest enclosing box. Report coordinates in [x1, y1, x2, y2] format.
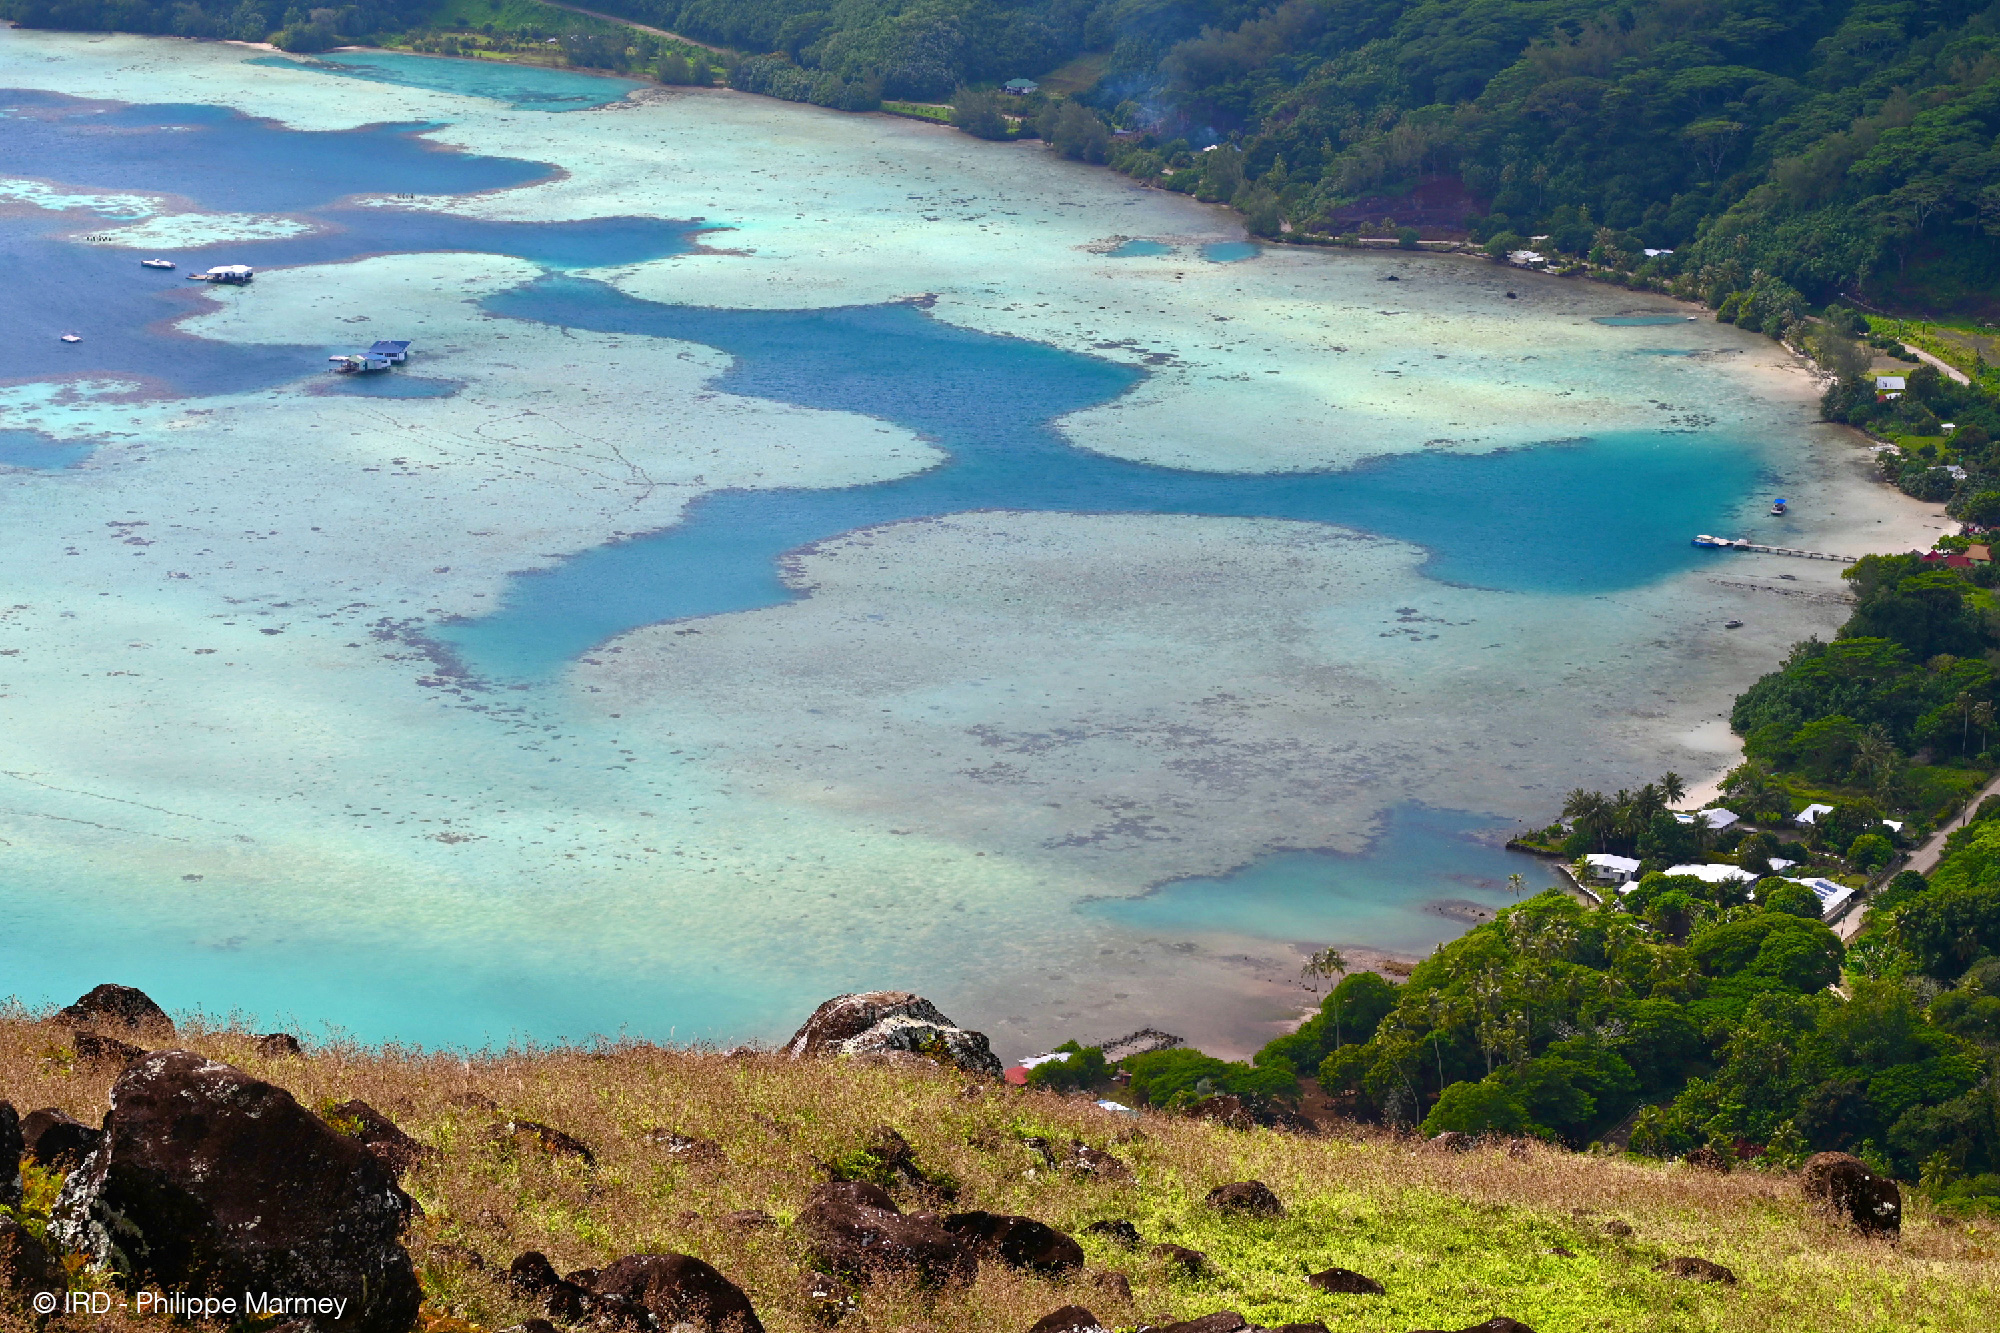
[0, 1103, 20, 1212]
[1655, 1256, 1736, 1283]
[796, 1181, 975, 1286]
[590, 1254, 765, 1333]
[1158, 1314, 1247, 1333]
[48, 1050, 420, 1333]
[1801, 1152, 1901, 1234]
[940, 1210, 1084, 1275]
[1, 1215, 65, 1298]
[1410, 1321, 1538, 1333]
[1308, 1266, 1385, 1295]
[1205, 1180, 1284, 1217]
[1028, 1307, 1107, 1333]
[257, 1033, 305, 1058]
[1082, 1218, 1141, 1247]
[73, 1031, 147, 1069]
[325, 1100, 428, 1176]
[58, 984, 173, 1038]
[21, 1108, 101, 1171]
[785, 992, 1003, 1078]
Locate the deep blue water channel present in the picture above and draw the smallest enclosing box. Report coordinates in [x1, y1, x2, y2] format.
[441, 275, 1763, 677]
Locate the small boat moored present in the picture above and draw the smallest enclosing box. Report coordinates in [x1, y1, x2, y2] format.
[140, 258, 176, 270]
[329, 352, 393, 374]
[1770, 497, 1788, 515]
[1724, 619, 1744, 629]
[59, 333, 82, 343]
[189, 264, 254, 284]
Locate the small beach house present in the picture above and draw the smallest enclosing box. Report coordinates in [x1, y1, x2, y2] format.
[1786, 877, 1856, 920]
[1583, 853, 1641, 886]
[1876, 375, 1906, 398]
[1794, 803, 1835, 826]
[1003, 79, 1039, 95]
[1662, 863, 1756, 887]
[1673, 808, 1739, 830]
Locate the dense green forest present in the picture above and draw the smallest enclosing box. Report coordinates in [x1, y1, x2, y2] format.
[9, 0, 1997, 310]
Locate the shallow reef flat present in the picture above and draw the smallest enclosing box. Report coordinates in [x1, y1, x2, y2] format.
[0, 30, 1941, 1054]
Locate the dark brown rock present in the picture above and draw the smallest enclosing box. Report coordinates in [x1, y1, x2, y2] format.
[1684, 1146, 1732, 1173]
[256, 1033, 304, 1058]
[1082, 1218, 1142, 1247]
[507, 1250, 563, 1294]
[1409, 1321, 1537, 1333]
[499, 1322, 559, 1333]
[1430, 1131, 1474, 1153]
[325, 1100, 427, 1177]
[1274, 1325, 1331, 1333]
[646, 1129, 725, 1165]
[1028, 1306, 1107, 1333]
[1066, 1141, 1133, 1181]
[1, 1214, 66, 1296]
[21, 1108, 101, 1171]
[797, 1181, 976, 1286]
[1801, 1152, 1901, 1234]
[1655, 1256, 1736, 1283]
[58, 984, 172, 1037]
[1308, 1265, 1384, 1295]
[1150, 1242, 1209, 1274]
[489, 1118, 595, 1166]
[803, 1269, 856, 1324]
[0, 1102, 20, 1212]
[47, 1050, 419, 1333]
[784, 991, 1004, 1078]
[1182, 1094, 1255, 1128]
[1159, 1314, 1247, 1333]
[1205, 1180, 1284, 1217]
[591, 1253, 764, 1333]
[1603, 1219, 1633, 1238]
[941, 1210, 1084, 1275]
[1088, 1268, 1133, 1302]
[73, 1030, 147, 1070]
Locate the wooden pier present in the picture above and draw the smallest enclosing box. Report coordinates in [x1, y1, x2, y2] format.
[1692, 536, 1857, 562]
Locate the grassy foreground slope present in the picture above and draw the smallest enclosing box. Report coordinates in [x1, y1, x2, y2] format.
[4, 1014, 1997, 1333]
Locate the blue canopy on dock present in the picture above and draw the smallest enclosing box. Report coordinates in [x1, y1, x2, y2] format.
[369, 340, 412, 355]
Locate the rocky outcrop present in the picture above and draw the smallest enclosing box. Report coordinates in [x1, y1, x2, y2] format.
[785, 993, 1003, 1078]
[1082, 1218, 1141, 1247]
[73, 1030, 148, 1069]
[1, 1215, 65, 1298]
[489, 1119, 595, 1167]
[590, 1253, 764, 1333]
[1655, 1256, 1736, 1283]
[257, 1033, 304, 1058]
[21, 1108, 101, 1171]
[1028, 1307, 1107, 1333]
[796, 1181, 975, 1286]
[1308, 1266, 1384, 1295]
[1410, 1321, 1537, 1333]
[48, 1050, 420, 1333]
[1150, 1242, 1208, 1274]
[940, 1211, 1084, 1275]
[1157, 1314, 1248, 1333]
[58, 984, 173, 1038]
[325, 1100, 427, 1177]
[1429, 1131, 1474, 1152]
[1683, 1146, 1731, 1172]
[0, 1103, 20, 1212]
[1205, 1180, 1284, 1217]
[1801, 1152, 1901, 1234]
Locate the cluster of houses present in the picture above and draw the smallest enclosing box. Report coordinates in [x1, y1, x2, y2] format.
[1575, 801, 1902, 921]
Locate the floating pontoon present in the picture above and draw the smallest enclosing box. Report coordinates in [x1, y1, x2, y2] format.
[189, 264, 254, 284]
[329, 353, 393, 374]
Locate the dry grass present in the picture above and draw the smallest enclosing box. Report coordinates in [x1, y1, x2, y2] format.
[4, 1013, 1998, 1333]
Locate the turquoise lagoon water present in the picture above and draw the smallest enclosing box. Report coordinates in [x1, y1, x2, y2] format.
[0, 429, 95, 469]
[438, 275, 1764, 679]
[249, 50, 643, 110]
[1108, 239, 1174, 257]
[1202, 241, 1260, 262]
[0, 52, 1782, 1045]
[1091, 805, 1558, 953]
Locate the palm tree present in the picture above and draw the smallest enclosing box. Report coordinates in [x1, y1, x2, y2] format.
[1975, 700, 1995, 756]
[1659, 771, 1687, 806]
[1853, 727, 1901, 795]
[1563, 788, 1614, 851]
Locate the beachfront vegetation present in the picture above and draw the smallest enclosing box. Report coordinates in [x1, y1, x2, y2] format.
[7, 1010, 1998, 1333]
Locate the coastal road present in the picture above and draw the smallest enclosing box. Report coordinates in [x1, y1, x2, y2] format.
[541, 2, 729, 52]
[1836, 768, 2000, 940]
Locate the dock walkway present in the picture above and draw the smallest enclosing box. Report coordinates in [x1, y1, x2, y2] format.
[1693, 537, 1857, 563]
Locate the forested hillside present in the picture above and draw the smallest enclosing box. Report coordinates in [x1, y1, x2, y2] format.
[9, 0, 1996, 313]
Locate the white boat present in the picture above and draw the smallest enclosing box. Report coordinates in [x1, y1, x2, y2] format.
[329, 353, 392, 375]
[59, 333, 82, 343]
[189, 264, 254, 284]
[140, 258, 176, 270]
